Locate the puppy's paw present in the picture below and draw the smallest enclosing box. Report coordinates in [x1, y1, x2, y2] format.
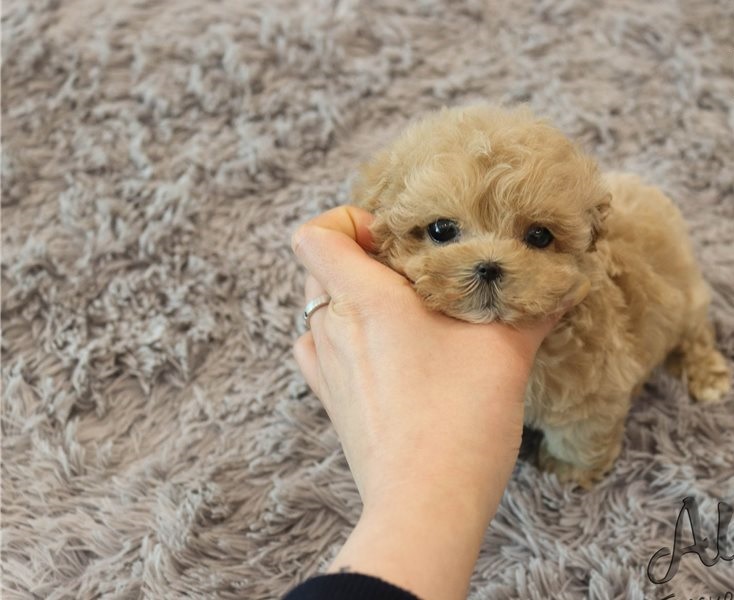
[688, 350, 731, 404]
[537, 443, 599, 490]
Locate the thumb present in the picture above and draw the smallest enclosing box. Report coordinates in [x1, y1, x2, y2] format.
[508, 311, 564, 360]
[292, 206, 404, 301]
[515, 275, 590, 353]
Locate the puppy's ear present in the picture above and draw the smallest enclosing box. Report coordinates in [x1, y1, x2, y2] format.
[351, 149, 407, 262]
[587, 193, 611, 251]
[351, 148, 403, 212]
[368, 212, 400, 264]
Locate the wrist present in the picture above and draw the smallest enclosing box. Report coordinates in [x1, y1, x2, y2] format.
[329, 487, 495, 600]
[359, 441, 519, 532]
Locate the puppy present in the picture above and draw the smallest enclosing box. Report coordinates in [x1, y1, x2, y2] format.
[352, 104, 731, 488]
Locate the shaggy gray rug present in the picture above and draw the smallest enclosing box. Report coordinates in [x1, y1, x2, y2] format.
[2, 0, 733, 598]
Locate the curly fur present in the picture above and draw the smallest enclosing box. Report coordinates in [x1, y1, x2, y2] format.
[353, 105, 732, 487]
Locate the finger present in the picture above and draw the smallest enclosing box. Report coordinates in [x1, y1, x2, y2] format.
[303, 274, 331, 334]
[294, 332, 321, 398]
[304, 274, 326, 303]
[291, 208, 404, 299]
[504, 312, 563, 360]
[292, 205, 376, 254]
[531, 312, 563, 339]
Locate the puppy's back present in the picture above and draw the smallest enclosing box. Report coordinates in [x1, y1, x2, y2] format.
[600, 172, 709, 362]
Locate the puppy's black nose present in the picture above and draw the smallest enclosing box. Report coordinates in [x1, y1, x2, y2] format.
[475, 261, 503, 282]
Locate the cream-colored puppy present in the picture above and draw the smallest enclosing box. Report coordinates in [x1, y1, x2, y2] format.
[353, 105, 731, 487]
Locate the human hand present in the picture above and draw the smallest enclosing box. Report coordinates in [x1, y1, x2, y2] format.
[292, 206, 559, 600]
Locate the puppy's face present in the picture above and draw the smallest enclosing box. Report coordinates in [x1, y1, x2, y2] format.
[354, 106, 611, 324]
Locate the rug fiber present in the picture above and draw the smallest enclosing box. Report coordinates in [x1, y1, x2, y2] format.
[2, 1, 733, 598]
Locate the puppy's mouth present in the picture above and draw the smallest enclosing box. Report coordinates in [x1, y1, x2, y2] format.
[412, 271, 505, 324]
[405, 255, 587, 326]
[466, 281, 504, 323]
[458, 262, 506, 317]
[466, 277, 501, 310]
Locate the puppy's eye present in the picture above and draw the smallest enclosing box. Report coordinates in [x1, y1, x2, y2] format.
[427, 219, 460, 244]
[524, 225, 554, 249]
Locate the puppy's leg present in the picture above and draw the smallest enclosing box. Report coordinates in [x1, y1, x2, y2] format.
[537, 415, 626, 489]
[675, 319, 731, 404]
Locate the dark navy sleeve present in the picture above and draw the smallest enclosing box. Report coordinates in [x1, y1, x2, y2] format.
[282, 572, 421, 600]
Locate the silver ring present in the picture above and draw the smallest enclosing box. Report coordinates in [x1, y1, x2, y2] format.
[303, 294, 331, 329]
